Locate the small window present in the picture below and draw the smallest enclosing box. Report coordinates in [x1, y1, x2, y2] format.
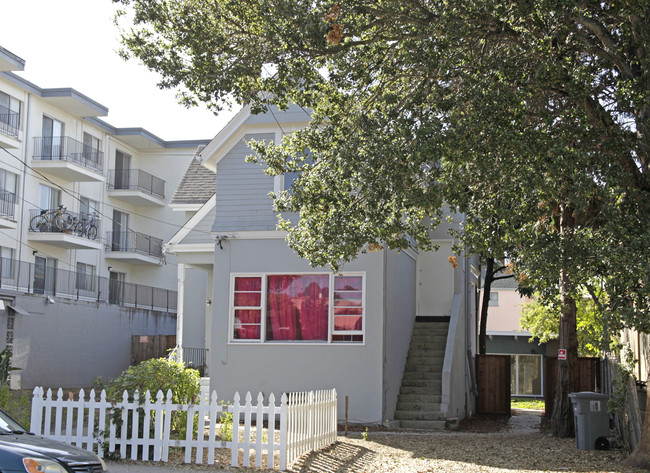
[0, 247, 15, 280]
[76, 263, 96, 292]
[232, 277, 262, 340]
[488, 291, 499, 306]
[0, 91, 21, 136]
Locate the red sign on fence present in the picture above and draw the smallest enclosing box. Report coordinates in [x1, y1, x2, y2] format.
[558, 349, 567, 360]
[139, 335, 149, 343]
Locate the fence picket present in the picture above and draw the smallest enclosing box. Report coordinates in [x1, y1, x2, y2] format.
[30, 386, 336, 471]
[255, 392, 264, 468]
[206, 391, 218, 464]
[267, 393, 277, 469]
[161, 389, 173, 462]
[243, 392, 252, 467]
[142, 391, 152, 461]
[231, 392, 241, 466]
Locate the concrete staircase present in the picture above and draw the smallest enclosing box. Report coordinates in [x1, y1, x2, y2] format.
[394, 320, 449, 429]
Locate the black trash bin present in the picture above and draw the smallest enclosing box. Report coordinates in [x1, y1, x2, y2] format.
[569, 392, 610, 450]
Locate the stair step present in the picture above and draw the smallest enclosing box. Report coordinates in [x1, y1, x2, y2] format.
[409, 344, 446, 356]
[404, 364, 444, 373]
[406, 355, 445, 366]
[396, 401, 442, 411]
[397, 394, 442, 404]
[409, 335, 448, 344]
[400, 376, 441, 387]
[394, 410, 445, 421]
[400, 385, 441, 395]
[399, 419, 447, 430]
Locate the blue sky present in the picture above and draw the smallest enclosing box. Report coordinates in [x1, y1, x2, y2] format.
[1, 0, 237, 141]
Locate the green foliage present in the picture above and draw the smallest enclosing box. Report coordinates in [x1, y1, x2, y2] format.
[113, 0, 650, 319]
[106, 357, 200, 404]
[0, 386, 30, 428]
[217, 400, 233, 441]
[511, 399, 544, 411]
[104, 358, 201, 444]
[520, 290, 621, 357]
[0, 349, 20, 385]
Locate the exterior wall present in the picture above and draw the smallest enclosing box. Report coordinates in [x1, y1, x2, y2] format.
[5, 294, 175, 389]
[417, 242, 455, 317]
[209, 238, 386, 424]
[181, 267, 208, 349]
[182, 207, 216, 244]
[212, 133, 277, 232]
[487, 334, 546, 356]
[382, 250, 417, 420]
[485, 289, 529, 333]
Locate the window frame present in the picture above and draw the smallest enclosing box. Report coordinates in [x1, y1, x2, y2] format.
[229, 272, 366, 345]
[510, 354, 543, 397]
[75, 262, 96, 292]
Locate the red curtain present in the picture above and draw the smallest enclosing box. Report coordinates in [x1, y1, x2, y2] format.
[267, 275, 329, 341]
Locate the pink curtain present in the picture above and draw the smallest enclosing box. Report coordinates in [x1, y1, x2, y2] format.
[233, 277, 262, 340]
[267, 275, 329, 341]
[234, 309, 261, 339]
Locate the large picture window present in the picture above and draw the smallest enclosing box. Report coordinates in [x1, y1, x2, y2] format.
[231, 273, 365, 343]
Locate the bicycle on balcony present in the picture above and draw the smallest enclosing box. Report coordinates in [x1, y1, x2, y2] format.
[30, 205, 74, 232]
[72, 212, 99, 240]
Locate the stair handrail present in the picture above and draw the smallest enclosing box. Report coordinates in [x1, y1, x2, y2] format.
[440, 293, 461, 416]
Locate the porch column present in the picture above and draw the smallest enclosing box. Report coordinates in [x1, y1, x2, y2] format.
[176, 263, 185, 363]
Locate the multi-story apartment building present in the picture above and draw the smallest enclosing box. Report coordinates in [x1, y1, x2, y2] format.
[0, 45, 210, 389]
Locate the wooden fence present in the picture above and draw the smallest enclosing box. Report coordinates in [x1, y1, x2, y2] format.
[30, 386, 337, 471]
[544, 357, 600, 417]
[476, 354, 511, 415]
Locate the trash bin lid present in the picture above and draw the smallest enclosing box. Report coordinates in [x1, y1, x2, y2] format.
[569, 391, 609, 400]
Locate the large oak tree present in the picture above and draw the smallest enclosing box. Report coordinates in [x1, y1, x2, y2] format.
[114, 0, 650, 452]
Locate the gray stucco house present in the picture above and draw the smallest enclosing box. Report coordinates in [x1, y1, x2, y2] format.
[166, 104, 479, 426]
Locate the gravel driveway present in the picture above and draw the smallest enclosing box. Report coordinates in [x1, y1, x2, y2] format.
[106, 410, 641, 473]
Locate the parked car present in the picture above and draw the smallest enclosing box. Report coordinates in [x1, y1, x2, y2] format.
[0, 408, 107, 472]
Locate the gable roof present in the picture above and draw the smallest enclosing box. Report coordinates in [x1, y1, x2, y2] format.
[171, 152, 216, 208]
[199, 103, 310, 171]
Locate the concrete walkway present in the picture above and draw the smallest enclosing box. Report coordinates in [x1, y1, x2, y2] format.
[106, 461, 236, 472]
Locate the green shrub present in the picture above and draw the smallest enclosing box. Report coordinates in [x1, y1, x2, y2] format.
[105, 358, 201, 443]
[107, 357, 200, 404]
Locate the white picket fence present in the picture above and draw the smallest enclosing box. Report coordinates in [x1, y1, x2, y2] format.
[30, 386, 337, 470]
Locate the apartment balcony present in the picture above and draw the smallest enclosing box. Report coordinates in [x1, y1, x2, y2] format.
[0, 257, 177, 313]
[107, 169, 166, 206]
[0, 106, 21, 149]
[0, 190, 17, 229]
[27, 208, 103, 250]
[105, 231, 164, 264]
[32, 136, 105, 182]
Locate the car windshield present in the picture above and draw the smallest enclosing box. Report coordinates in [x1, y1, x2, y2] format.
[0, 409, 27, 433]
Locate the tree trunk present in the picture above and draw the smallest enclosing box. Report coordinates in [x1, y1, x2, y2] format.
[624, 358, 650, 467]
[551, 204, 579, 438]
[479, 257, 495, 355]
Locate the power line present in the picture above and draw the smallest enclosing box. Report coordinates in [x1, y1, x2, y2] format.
[0, 145, 216, 239]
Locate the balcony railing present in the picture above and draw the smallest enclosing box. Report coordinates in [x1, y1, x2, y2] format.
[108, 169, 165, 199]
[105, 231, 164, 258]
[0, 105, 19, 138]
[0, 190, 16, 220]
[33, 136, 104, 173]
[28, 208, 101, 241]
[0, 257, 177, 313]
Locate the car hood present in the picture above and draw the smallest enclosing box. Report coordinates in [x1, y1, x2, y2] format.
[0, 433, 101, 463]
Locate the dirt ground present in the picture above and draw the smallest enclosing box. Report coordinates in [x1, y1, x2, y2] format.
[108, 410, 648, 473]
